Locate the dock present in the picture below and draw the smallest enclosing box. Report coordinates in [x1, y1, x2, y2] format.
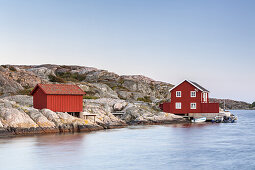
[112, 111, 125, 118]
[187, 112, 228, 121]
[82, 112, 97, 122]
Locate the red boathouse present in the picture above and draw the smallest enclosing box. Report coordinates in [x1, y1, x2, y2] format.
[162, 80, 219, 114]
[30, 84, 86, 113]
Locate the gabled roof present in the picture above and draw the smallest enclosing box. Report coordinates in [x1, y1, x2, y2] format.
[30, 84, 86, 95]
[169, 80, 210, 92]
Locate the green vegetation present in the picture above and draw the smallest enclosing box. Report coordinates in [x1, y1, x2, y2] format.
[110, 85, 129, 91]
[83, 95, 99, 100]
[56, 72, 86, 82]
[17, 88, 34, 95]
[137, 96, 152, 103]
[82, 91, 99, 100]
[48, 74, 66, 83]
[9, 66, 17, 72]
[250, 102, 255, 108]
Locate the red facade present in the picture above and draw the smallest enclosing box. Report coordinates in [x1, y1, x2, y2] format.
[162, 80, 219, 114]
[31, 84, 85, 112]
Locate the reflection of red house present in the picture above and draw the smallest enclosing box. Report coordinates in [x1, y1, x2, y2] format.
[30, 84, 86, 113]
[161, 80, 219, 114]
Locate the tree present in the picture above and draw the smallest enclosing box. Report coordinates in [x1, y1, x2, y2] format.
[251, 102, 255, 108]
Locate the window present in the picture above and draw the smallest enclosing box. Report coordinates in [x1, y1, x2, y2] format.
[191, 91, 196, 97]
[176, 102, 181, 109]
[203, 92, 207, 102]
[176, 91, 181, 97]
[191, 103, 196, 109]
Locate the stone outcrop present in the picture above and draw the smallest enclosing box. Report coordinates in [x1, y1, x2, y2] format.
[0, 65, 174, 103]
[0, 72, 24, 95]
[4, 95, 33, 106]
[0, 107, 37, 128]
[25, 107, 56, 128]
[0, 64, 190, 137]
[0, 95, 186, 137]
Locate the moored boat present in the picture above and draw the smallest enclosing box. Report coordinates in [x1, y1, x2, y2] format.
[191, 117, 206, 123]
[212, 114, 237, 123]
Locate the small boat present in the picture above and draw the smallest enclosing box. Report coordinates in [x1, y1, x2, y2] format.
[212, 116, 224, 123]
[212, 114, 237, 123]
[191, 117, 206, 123]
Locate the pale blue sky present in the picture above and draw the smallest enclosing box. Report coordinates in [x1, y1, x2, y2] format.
[0, 0, 254, 103]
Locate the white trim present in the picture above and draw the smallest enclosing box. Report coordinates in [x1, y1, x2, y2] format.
[169, 79, 210, 93]
[175, 102, 181, 109]
[191, 91, 196, 97]
[190, 103, 196, 109]
[176, 91, 181, 97]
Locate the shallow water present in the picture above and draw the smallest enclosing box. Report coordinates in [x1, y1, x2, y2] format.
[0, 110, 254, 170]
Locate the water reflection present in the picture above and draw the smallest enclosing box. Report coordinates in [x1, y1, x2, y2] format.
[35, 133, 85, 146]
[167, 122, 220, 128]
[32, 133, 87, 169]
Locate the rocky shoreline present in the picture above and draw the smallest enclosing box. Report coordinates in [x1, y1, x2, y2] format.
[0, 121, 188, 138]
[0, 95, 187, 138]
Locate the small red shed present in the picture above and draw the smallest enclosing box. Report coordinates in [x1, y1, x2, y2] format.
[30, 84, 86, 113]
[162, 80, 219, 114]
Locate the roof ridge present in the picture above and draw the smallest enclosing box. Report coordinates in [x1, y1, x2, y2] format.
[31, 84, 86, 95]
[169, 80, 210, 92]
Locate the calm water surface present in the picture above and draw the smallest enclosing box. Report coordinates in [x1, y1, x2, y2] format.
[0, 110, 255, 170]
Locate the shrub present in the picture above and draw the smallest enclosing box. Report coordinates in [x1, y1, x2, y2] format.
[83, 95, 99, 100]
[55, 72, 86, 82]
[137, 96, 152, 103]
[9, 66, 17, 72]
[110, 85, 129, 91]
[250, 102, 255, 108]
[48, 74, 66, 83]
[17, 88, 34, 95]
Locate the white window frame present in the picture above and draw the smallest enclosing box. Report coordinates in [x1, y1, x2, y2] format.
[190, 103, 196, 109]
[202, 92, 207, 103]
[175, 102, 181, 109]
[176, 91, 181, 97]
[191, 91, 196, 97]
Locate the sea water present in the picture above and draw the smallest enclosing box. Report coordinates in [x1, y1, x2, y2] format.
[0, 110, 254, 170]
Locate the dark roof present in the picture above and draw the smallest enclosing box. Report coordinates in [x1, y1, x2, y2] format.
[190, 81, 209, 92]
[169, 80, 210, 92]
[30, 84, 86, 95]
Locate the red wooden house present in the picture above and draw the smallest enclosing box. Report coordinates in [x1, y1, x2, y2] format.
[162, 80, 219, 114]
[30, 84, 86, 113]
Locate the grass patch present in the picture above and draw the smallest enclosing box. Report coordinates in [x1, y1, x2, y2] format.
[137, 96, 152, 103]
